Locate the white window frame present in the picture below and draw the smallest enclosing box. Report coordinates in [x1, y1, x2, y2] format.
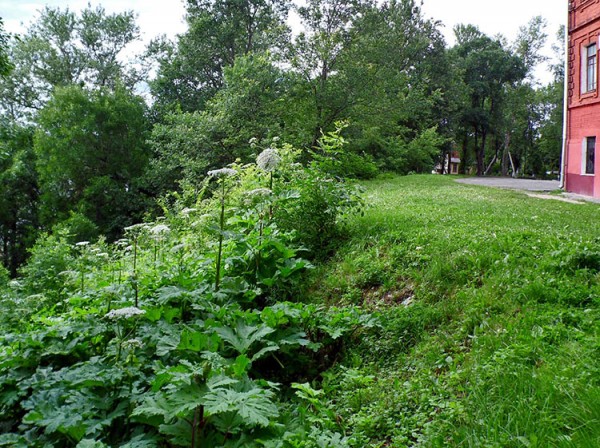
[581, 42, 598, 94]
[582, 136, 596, 175]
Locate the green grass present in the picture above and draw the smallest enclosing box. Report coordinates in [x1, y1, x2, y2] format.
[309, 174, 600, 447]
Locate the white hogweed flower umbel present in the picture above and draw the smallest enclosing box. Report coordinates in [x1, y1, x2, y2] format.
[122, 338, 143, 349]
[256, 148, 281, 172]
[246, 188, 272, 197]
[207, 168, 237, 178]
[181, 207, 197, 216]
[150, 224, 170, 235]
[124, 223, 148, 234]
[105, 306, 146, 320]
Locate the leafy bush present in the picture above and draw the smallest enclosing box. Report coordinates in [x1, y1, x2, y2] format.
[17, 230, 75, 303]
[51, 211, 100, 245]
[0, 137, 368, 446]
[271, 127, 365, 258]
[0, 264, 8, 287]
[357, 126, 446, 175]
[388, 127, 446, 174]
[337, 152, 379, 180]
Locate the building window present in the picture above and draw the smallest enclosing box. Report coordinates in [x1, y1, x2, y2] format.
[583, 43, 597, 93]
[588, 44, 597, 91]
[583, 136, 596, 175]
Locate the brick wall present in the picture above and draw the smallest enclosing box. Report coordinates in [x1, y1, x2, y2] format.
[566, 0, 600, 197]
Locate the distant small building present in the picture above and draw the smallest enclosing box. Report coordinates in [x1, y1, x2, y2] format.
[564, 0, 600, 197]
[436, 151, 461, 175]
[449, 152, 460, 174]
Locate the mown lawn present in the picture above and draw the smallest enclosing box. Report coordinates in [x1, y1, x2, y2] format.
[310, 174, 600, 447]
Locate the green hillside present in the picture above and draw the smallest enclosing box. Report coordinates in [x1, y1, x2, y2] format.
[309, 175, 600, 447]
[1, 174, 599, 447]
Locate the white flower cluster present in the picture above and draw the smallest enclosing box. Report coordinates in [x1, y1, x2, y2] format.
[181, 207, 197, 216]
[256, 148, 281, 172]
[150, 223, 170, 234]
[246, 188, 272, 197]
[244, 188, 272, 205]
[105, 306, 146, 320]
[171, 243, 186, 253]
[149, 224, 171, 240]
[208, 168, 237, 178]
[122, 338, 143, 349]
[124, 223, 148, 234]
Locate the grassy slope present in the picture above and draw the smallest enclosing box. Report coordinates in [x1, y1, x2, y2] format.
[310, 175, 600, 447]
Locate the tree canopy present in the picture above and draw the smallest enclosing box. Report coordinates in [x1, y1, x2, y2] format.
[0, 18, 13, 78]
[34, 85, 149, 239]
[0, 0, 565, 273]
[0, 5, 142, 118]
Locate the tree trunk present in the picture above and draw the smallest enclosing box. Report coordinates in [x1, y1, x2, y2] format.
[508, 151, 517, 177]
[501, 125, 512, 176]
[484, 154, 497, 176]
[460, 135, 468, 174]
[440, 149, 447, 174]
[476, 130, 487, 176]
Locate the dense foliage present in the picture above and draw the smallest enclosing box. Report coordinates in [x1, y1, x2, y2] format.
[0, 2, 579, 445]
[34, 85, 150, 240]
[0, 18, 12, 78]
[0, 1, 564, 272]
[0, 145, 368, 446]
[2, 174, 599, 446]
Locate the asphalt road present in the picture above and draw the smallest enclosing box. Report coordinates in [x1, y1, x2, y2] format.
[455, 177, 561, 192]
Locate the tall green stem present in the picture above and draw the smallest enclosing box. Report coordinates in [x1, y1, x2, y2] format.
[133, 237, 138, 307]
[215, 181, 226, 291]
[269, 172, 274, 220]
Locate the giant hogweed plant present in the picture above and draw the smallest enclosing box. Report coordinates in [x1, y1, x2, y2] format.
[0, 132, 370, 447]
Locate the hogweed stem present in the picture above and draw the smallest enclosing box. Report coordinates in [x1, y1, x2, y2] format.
[208, 167, 237, 291]
[215, 181, 226, 291]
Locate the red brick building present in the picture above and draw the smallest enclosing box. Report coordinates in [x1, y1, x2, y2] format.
[564, 0, 600, 197]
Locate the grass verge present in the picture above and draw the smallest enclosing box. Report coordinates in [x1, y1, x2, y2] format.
[309, 174, 600, 447]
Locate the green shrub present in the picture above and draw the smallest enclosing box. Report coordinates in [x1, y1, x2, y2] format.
[273, 126, 364, 259]
[18, 230, 75, 302]
[0, 132, 369, 446]
[0, 264, 8, 286]
[320, 151, 379, 180]
[52, 211, 99, 245]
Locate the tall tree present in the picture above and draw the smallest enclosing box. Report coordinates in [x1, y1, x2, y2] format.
[451, 25, 526, 175]
[148, 52, 296, 195]
[0, 5, 142, 118]
[497, 17, 548, 176]
[149, 0, 291, 113]
[289, 0, 374, 149]
[0, 17, 13, 78]
[34, 85, 149, 239]
[345, 0, 451, 172]
[0, 120, 38, 275]
[535, 25, 566, 176]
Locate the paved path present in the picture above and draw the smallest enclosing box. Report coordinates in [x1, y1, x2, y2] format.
[454, 177, 600, 204]
[455, 177, 560, 192]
